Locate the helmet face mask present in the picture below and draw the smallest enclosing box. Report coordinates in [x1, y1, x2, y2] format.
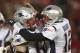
[24, 16, 36, 28]
[41, 5, 63, 24]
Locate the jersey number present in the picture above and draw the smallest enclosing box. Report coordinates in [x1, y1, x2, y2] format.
[64, 30, 71, 52]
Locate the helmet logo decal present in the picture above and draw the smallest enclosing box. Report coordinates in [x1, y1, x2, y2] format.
[18, 13, 24, 17]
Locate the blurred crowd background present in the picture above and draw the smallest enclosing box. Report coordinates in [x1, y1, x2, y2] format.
[0, 0, 80, 53]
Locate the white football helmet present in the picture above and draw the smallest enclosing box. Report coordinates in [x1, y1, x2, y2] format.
[14, 7, 37, 24]
[0, 12, 5, 22]
[41, 5, 63, 24]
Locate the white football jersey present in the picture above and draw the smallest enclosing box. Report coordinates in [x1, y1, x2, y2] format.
[12, 22, 39, 53]
[0, 28, 12, 47]
[12, 22, 27, 45]
[42, 18, 71, 53]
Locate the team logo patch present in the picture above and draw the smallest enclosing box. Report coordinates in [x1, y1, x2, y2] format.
[63, 24, 69, 31]
[16, 39, 21, 42]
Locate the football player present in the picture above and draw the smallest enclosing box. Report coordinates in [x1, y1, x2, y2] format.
[12, 6, 38, 53]
[0, 12, 13, 53]
[19, 5, 71, 53]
